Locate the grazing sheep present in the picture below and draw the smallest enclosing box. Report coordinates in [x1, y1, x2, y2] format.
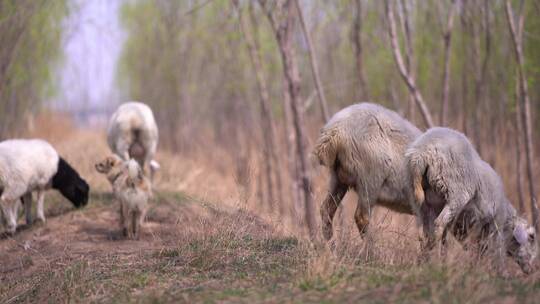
[95, 155, 152, 239]
[107, 101, 160, 181]
[407, 127, 537, 273]
[312, 103, 421, 240]
[0, 139, 89, 234]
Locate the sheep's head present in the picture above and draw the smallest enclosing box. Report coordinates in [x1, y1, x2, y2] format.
[52, 157, 89, 208]
[95, 155, 123, 174]
[95, 155, 127, 186]
[508, 217, 537, 274]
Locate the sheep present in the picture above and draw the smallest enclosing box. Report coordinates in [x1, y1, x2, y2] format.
[107, 101, 160, 181]
[95, 155, 152, 239]
[0, 139, 89, 234]
[312, 102, 422, 240]
[407, 127, 537, 273]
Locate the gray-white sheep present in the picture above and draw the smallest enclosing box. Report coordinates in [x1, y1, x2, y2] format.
[407, 127, 537, 273]
[107, 101, 160, 181]
[0, 139, 89, 234]
[312, 103, 421, 240]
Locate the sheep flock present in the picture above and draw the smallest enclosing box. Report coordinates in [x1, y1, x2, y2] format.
[0, 101, 537, 275]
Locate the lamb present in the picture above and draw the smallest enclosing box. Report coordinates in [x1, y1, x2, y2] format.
[107, 101, 160, 181]
[95, 155, 152, 239]
[407, 127, 537, 273]
[312, 103, 421, 240]
[0, 139, 89, 234]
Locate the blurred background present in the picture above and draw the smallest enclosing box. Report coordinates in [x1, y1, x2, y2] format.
[1, 0, 539, 236]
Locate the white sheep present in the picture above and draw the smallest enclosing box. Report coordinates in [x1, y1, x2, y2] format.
[407, 127, 537, 273]
[107, 101, 160, 181]
[312, 103, 421, 240]
[0, 139, 89, 234]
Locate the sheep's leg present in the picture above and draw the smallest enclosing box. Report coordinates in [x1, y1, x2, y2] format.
[36, 190, 46, 222]
[133, 210, 141, 240]
[354, 199, 371, 236]
[126, 210, 134, 239]
[119, 202, 127, 237]
[140, 207, 147, 225]
[320, 177, 348, 240]
[1, 198, 19, 235]
[353, 180, 379, 238]
[116, 136, 131, 161]
[420, 203, 437, 253]
[22, 192, 33, 225]
[121, 203, 131, 238]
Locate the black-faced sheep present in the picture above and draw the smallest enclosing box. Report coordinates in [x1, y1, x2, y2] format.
[312, 103, 421, 240]
[407, 127, 537, 273]
[0, 139, 89, 234]
[107, 101, 160, 181]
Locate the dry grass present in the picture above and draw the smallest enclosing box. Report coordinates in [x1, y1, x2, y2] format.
[1, 113, 540, 303]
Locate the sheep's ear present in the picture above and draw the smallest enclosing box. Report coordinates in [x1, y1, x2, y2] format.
[514, 225, 528, 245]
[528, 227, 536, 242]
[108, 156, 118, 166]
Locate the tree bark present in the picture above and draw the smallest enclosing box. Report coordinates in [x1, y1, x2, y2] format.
[515, 73, 526, 213]
[234, 0, 285, 215]
[351, 0, 369, 100]
[385, 0, 434, 128]
[505, 0, 539, 230]
[398, 0, 415, 121]
[293, 0, 330, 122]
[260, 0, 316, 238]
[439, 0, 458, 126]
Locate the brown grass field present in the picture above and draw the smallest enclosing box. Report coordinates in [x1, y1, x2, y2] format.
[1, 116, 540, 303]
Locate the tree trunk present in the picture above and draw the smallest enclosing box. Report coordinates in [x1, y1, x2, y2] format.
[505, 0, 539, 230]
[260, 0, 316, 238]
[439, 0, 458, 126]
[351, 0, 369, 100]
[398, 0, 415, 121]
[385, 0, 434, 128]
[515, 73, 525, 213]
[294, 0, 330, 122]
[234, 0, 285, 215]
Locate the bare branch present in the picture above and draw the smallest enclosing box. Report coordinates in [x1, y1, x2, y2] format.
[293, 0, 330, 122]
[439, 0, 459, 125]
[384, 0, 434, 128]
[505, 0, 539, 230]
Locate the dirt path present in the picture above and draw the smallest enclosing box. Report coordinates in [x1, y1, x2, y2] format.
[0, 191, 277, 303]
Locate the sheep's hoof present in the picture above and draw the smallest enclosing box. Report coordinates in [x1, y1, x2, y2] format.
[34, 218, 45, 225]
[322, 225, 334, 241]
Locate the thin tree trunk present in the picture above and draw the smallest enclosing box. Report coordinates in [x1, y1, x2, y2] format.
[234, 0, 285, 214]
[385, 0, 434, 128]
[351, 0, 369, 100]
[505, 0, 539, 230]
[293, 0, 330, 122]
[515, 73, 525, 213]
[398, 0, 415, 121]
[282, 77, 302, 217]
[460, 9, 469, 135]
[439, 0, 458, 126]
[260, 0, 316, 238]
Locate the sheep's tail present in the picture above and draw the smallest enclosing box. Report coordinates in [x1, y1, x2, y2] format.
[405, 148, 427, 207]
[127, 159, 143, 186]
[312, 127, 341, 168]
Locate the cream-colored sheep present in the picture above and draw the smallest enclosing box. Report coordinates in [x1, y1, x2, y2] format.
[313, 103, 421, 240]
[107, 101, 160, 181]
[95, 155, 152, 239]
